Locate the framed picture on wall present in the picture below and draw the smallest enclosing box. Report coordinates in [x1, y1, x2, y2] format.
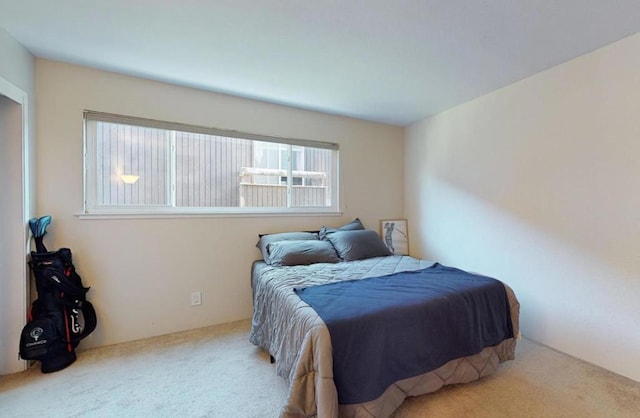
[380, 219, 409, 255]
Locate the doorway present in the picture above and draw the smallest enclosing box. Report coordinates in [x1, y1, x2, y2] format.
[0, 78, 30, 375]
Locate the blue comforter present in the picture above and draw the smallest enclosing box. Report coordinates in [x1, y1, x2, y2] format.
[294, 263, 514, 404]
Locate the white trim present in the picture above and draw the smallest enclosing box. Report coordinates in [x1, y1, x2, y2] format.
[82, 116, 89, 214]
[0, 76, 25, 104]
[286, 144, 293, 208]
[169, 131, 177, 207]
[76, 211, 343, 220]
[0, 75, 30, 373]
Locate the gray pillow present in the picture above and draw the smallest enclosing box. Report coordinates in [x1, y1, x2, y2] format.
[319, 218, 365, 240]
[326, 230, 392, 261]
[256, 231, 318, 263]
[267, 240, 340, 266]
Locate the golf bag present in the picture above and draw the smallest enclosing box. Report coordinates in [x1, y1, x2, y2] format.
[19, 216, 97, 373]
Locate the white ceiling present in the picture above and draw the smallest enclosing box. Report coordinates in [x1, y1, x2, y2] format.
[1, 1, 638, 126]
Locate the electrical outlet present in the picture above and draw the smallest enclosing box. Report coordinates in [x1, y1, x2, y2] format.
[191, 292, 202, 306]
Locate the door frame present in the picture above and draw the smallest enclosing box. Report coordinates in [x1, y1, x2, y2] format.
[0, 75, 30, 374]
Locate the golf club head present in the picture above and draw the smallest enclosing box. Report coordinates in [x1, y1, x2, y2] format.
[28, 218, 39, 237]
[36, 216, 52, 238]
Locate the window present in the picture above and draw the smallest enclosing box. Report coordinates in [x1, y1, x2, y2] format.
[83, 111, 339, 215]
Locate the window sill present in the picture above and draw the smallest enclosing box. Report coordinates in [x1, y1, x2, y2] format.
[75, 210, 343, 220]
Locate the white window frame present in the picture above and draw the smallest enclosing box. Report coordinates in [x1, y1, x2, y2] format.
[82, 111, 340, 217]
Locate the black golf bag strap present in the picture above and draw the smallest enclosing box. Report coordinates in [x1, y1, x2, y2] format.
[40, 266, 90, 297]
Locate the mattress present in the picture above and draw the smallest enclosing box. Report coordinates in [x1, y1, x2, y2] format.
[249, 255, 520, 418]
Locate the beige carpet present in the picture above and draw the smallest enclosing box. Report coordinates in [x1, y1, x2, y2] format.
[1, 320, 639, 418]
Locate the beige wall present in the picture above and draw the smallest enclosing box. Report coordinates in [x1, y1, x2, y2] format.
[35, 59, 405, 349]
[0, 28, 34, 375]
[405, 34, 640, 382]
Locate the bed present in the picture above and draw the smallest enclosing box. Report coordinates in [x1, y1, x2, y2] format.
[249, 221, 520, 418]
